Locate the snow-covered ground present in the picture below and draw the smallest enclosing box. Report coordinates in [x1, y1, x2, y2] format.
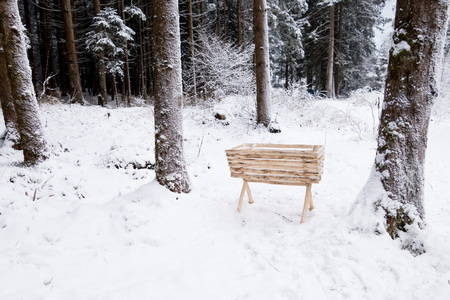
[0, 90, 449, 299]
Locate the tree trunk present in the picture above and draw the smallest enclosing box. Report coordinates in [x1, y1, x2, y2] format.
[0, 0, 49, 164]
[0, 45, 20, 149]
[22, 0, 37, 95]
[61, 0, 83, 104]
[139, 18, 147, 101]
[253, 0, 271, 126]
[94, 0, 108, 105]
[352, 0, 449, 252]
[223, 0, 227, 40]
[326, 3, 335, 98]
[188, 0, 197, 101]
[39, 0, 56, 94]
[237, 0, 242, 47]
[119, 0, 131, 106]
[152, 0, 191, 193]
[334, 2, 343, 97]
[216, 0, 221, 38]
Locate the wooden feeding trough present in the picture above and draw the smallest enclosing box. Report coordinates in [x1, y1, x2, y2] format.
[225, 143, 325, 223]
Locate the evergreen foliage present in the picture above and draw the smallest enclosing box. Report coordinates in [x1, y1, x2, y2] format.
[85, 7, 135, 79]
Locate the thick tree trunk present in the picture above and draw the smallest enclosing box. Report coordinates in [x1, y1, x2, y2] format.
[0, 46, 20, 149]
[94, 0, 108, 105]
[253, 0, 271, 126]
[61, 0, 83, 104]
[326, 3, 335, 98]
[152, 0, 191, 193]
[0, 0, 49, 164]
[352, 0, 449, 251]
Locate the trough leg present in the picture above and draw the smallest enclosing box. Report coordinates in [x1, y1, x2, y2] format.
[300, 184, 313, 223]
[237, 180, 247, 212]
[245, 181, 254, 204]
[237, 180, 254, 213]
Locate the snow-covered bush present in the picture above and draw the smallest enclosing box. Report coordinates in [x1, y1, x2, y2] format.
[186, 33, 255, 101]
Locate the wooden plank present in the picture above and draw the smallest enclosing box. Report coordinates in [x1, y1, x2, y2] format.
[229, 162, 321, 173]
[226, 150, 321, 159]
[230, 167, 320, 177]
[232, 143, 315, 150]
[245, 180, 309, 186]
[231, 173, 321, 184]
[228, 160, 322, 172]
[227, 156, 319, 164]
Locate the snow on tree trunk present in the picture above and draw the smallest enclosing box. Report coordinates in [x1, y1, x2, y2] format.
[351, 0, 449, 253]
[0, 46, 20, 149]
[0, 0, 49, 164]
[253, 0, 271, 127]
[326, 3, 335, 99]
[61, 0, 83, 104]
[152, 0, 191, 193]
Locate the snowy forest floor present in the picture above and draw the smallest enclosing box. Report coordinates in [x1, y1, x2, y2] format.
[0, 89, 449, 299]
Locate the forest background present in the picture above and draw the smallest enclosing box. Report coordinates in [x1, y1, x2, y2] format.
[18, 0, 388, 105]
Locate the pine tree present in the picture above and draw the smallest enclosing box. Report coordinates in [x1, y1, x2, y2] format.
[152, 0, 191, 193]
[85, 6, 135, 106]
[267, 0, 307, 88]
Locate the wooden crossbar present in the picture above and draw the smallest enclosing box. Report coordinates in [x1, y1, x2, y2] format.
[226, 143, 324, 223]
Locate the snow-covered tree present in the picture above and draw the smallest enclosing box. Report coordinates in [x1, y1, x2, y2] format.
[351, 0, 449, 253]
[187, 32, 254, 100]
[268, 0, 307, 88]
[0, 0, 49, 164]
[85, 6, 134, 105]
[302, 0, 383, 96]
[152, 0, 191, 193]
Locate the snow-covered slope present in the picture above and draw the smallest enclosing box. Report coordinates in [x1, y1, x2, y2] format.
[0, 90, 449, 299]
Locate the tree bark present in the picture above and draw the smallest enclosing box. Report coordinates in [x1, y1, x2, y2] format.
[326, 3, 335, 98]
[253, 0, 271, 126]
[353, 0, 449, 251]
[152, 0, 191, 193]
[94, 0, 108, 105]
[61, 0, 83, 104]
[22, 0, 37, 95]
[0, 45, 20, 149]
[0, 0, 49, 164]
